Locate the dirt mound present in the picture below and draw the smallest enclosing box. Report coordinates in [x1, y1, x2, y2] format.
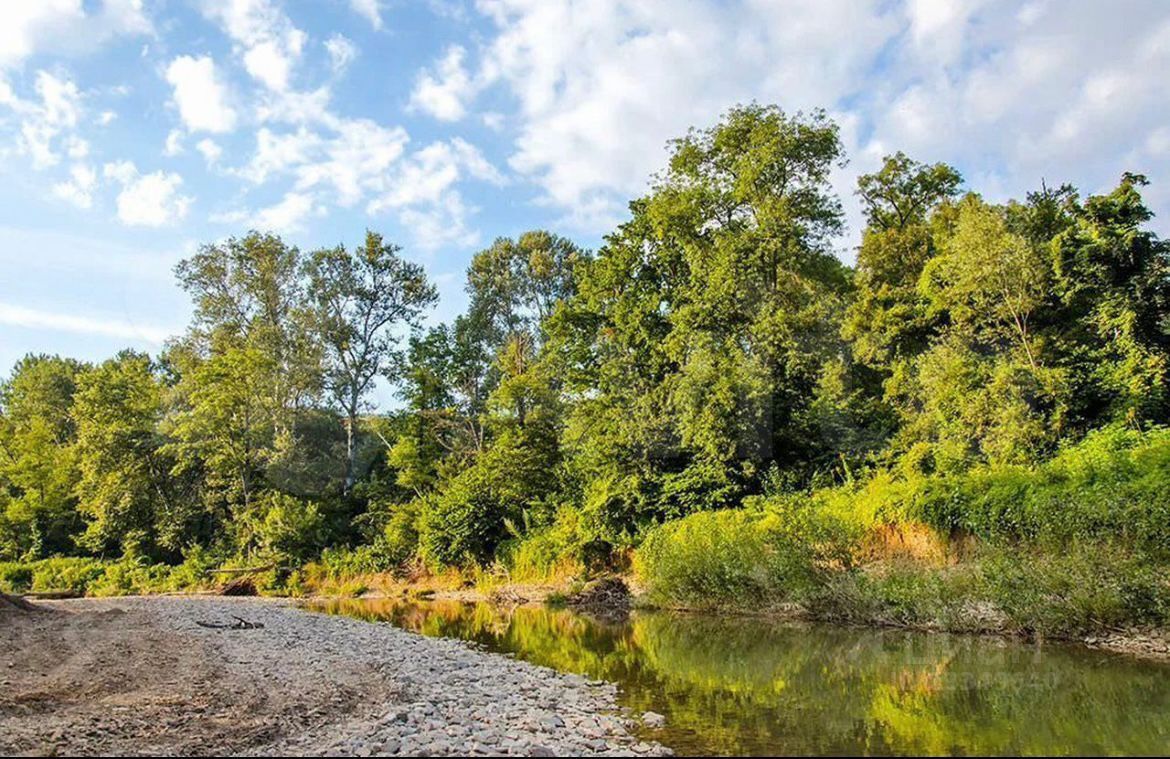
[220, 576, 258, 596]
[566, 577, 631, 616]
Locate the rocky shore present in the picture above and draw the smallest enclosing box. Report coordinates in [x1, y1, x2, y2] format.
[0, 596, 669, 757]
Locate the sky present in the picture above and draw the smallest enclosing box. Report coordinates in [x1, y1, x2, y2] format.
[2, 0, 1170, 385]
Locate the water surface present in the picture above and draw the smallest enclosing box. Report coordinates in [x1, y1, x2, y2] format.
[310, 598, 1170, 756]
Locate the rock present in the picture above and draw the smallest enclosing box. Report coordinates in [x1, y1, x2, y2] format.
[642, 711, 667, 729]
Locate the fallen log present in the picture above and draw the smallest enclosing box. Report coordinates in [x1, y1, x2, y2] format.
[203, 565, 276, 576]
[0, 592, 40, 611]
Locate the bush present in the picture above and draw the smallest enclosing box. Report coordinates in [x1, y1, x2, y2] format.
[87, 558, 174, 596]
[978, 544, 1170, 636]
[0, 561, 33, 592]
[249, 492, 326, 564]
[419, 467, 513, 567]
[502, 508, 587, 582]
[28, 557, 106, 594]
[376, 500, 421, 568]
[635, 502, 849, 608]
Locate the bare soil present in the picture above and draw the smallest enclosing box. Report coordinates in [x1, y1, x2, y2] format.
[0, 599, 397, 756]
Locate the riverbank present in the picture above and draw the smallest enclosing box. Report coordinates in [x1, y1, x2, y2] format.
[0, 596, 668, 757]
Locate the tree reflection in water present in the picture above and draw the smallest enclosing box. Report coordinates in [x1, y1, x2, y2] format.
[310, 598, 1170, 756]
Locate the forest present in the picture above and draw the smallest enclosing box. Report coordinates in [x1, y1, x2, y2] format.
[4, 103, 1170, 634]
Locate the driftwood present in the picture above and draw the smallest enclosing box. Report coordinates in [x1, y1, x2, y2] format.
[203, 565, 276, 576]
[195, 615, 265, 630]
[23, 590, 83, 600]
[0, 592, 40, 611]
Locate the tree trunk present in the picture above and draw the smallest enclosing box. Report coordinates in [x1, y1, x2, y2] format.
[343, 412, 357, 494]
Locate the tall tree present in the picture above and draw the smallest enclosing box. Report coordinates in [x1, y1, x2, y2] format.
[0, 355, 86, 559]
[306, 231, 436, 492]
[72, 351, 175, 558]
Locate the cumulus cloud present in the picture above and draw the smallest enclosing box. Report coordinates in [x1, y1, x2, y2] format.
[348, 0, 384, 30]
[200, 0, 306, 92]
[195, 138, 223, 165]
[409, 45, 477, 121]
[103, 160, 192, 227]
[0, 0, 152, 69]
[325, 34, 358, 74]
[0, 70, 85, 170]
[165, 55, 237, 133]
[461, 0, 1170, 240]
[52, 163, 98, 208]
[212, 190, 319, 233]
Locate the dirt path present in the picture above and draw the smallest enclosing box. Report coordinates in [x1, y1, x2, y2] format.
[0, 597, 666, 757]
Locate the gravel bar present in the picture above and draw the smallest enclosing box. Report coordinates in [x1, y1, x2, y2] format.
[0, 596, 670, 757]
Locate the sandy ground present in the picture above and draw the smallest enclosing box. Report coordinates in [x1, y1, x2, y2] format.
[0, 597, 666, 757]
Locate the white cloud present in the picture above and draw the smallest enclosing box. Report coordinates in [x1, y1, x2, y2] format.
[103, 160, 192, 227]
[237, 119, 409, 205]
[0, 70, 85, 170]
[0, 0, 152, 69]
[367, 138, 504, 212]
[366, 138, 504, 250]
[210, 191, 318, 234]
[252, 191, 316, 232]
[52, 163, 97, 208]
[200, 0, 306, 92]
[163, 128, 184, 156]
[195, 138, 223, 164]
[325, 34, 357, 74]
[165, 55, 237, 133]
[0, 301, 171, 343]
[399, 193, 479, 251]
[348, 0, 384, 30]
[471, 0, 895, 231]
[463, 0, 1170, 240]
[409, 45, 476, 121]
[0, 301, 172, 344]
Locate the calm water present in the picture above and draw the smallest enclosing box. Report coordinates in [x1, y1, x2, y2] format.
[309, 598, 1170, 756]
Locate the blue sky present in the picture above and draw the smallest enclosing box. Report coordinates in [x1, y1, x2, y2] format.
[3, 0, 1170, 397]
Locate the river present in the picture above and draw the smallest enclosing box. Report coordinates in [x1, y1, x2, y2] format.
[309, 597, 1170, 756]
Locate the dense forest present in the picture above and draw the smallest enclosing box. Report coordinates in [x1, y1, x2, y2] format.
[4, 104, 1170, 630]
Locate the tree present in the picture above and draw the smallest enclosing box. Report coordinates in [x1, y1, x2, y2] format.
[0, 355, 86, 559]
[306, 231, 436, 492]
[175, 231, 321, 439]
[844, 154, 962, 370]
[922, 198, 1050, 371]
[72, 351, 175, 559]
[559, 104, 854, 539]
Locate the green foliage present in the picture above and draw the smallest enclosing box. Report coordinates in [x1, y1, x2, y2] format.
[3, 104, 1170, 630]
[635, 503, 849, 608]
[72, 351, 174, 559]
[239, 491, 326, 564]
[27, 557, 107, 594]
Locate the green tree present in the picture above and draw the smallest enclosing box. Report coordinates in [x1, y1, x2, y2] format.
[0, 355, 86, 559]
[72, 351, 180, 559]
[305, 230, 436, 492]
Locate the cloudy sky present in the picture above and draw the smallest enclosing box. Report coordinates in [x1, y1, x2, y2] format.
[2, 0, 1170, 376]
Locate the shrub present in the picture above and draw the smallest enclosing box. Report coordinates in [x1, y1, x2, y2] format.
[0, 561, 33, 593]
[28, 557, 106, 594]
[376, 500, 421, 568]
[250, 492, 326, 564]
[635, 502, 847, 608]
[978, 544, 1170, 636]
[419, 467, 513, 567]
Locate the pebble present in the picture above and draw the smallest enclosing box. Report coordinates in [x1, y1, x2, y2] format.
[90, 597, 670, 757]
